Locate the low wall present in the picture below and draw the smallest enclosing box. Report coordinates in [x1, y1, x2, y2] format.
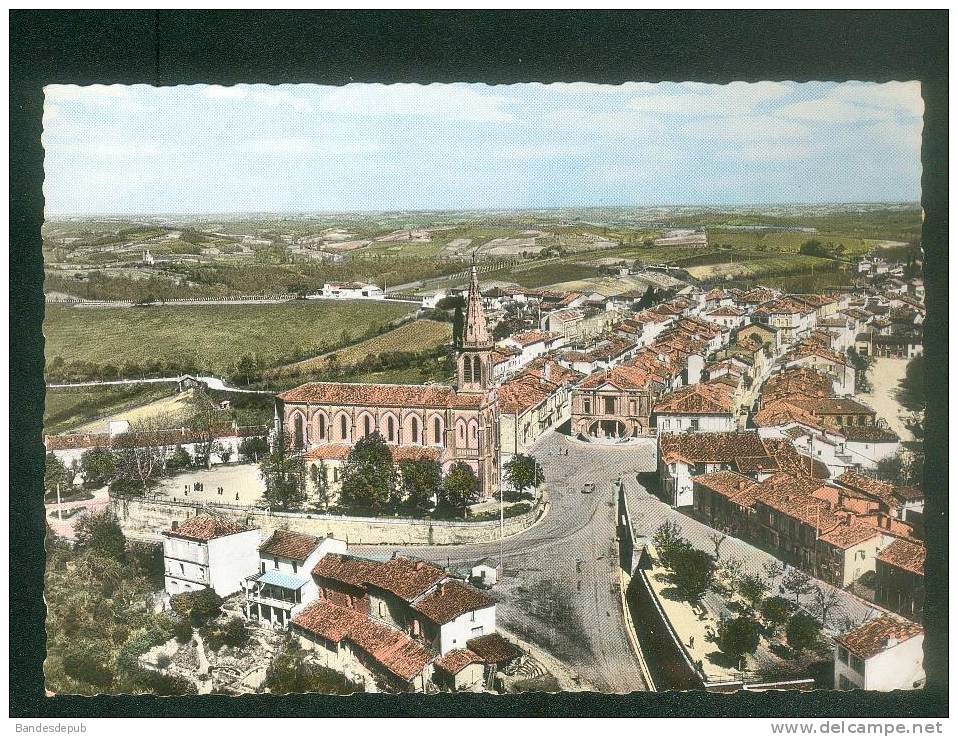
[110, 494, 544, 546]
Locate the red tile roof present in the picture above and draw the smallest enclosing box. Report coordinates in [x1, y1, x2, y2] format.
[303, 444, 441, 463]
[312, 553, 385, 588]
[433, 648, 483, 676]
[293, 598, 366, 643]
[163, 515, 252, 542]
[692, 471, 760, 506]
[659, 431, 768, 465]
[365, 556, 446, 601]
[836, 615, 923, 660]
[412, 580, 496, 625]
[466, 633, 521, 664]
[877, 539, 925, 576]
[653, 382, 735, 415]
[498, 373, 559, 415]
[259, 529, 321, 561]
[291, 600, 432, 682]
[277, 382, 482, 409]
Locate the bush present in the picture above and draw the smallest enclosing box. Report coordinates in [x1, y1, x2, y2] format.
[205, 617, 249, 651]
[786, 612, 822, 653]
[74, 510, 126, 561]
[61, 639, 115, 688]
[760, 596, 795, 631]
[717, 616, 762, 662]
[170, 588, 223, 625]
[156, 654, 172, 669]
[264, 639, 362, 695]
[172, 618, 193, 644]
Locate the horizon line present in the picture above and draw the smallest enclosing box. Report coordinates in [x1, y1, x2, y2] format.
[44, 200, 922, 220]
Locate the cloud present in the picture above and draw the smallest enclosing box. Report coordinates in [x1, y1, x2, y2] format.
[202, 85, 313, 113]
[45, 84, 129, 104]
[313, 84, 517, 123]
[627, 81, 790, 117]
[682, 115, 809, 142]
[493, 144, 577, 160]
[238, 137, 380, 156]
[778, 82, 923, 123]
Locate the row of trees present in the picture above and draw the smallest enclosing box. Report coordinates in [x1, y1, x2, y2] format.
[259, 431, 482, 517]
[653, 521, 835, 669]
[259, 432, 544, 518]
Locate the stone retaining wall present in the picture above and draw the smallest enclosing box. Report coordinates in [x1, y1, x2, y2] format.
[110, 494, 544, 546]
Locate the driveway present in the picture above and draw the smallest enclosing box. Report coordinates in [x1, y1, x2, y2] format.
[354, 431, 656, 694]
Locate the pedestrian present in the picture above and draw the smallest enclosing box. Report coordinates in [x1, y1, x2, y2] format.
[689, 635, 695, 648]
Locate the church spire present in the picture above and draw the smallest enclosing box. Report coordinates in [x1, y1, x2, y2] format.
[463, 260, 491, 348]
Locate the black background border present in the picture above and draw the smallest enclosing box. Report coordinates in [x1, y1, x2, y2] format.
[10, 10, 948, 719]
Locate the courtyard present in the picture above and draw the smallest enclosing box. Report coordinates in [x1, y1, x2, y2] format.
[153, 463, 266, 506]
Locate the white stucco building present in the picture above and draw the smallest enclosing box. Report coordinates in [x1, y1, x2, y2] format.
[244, 529, 346, 627]
[834, 616, 925, 691]
[162, 515, 261, 598]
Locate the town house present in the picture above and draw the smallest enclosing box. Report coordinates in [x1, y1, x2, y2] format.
[162, 515, 261, 598]
[244, 529, 346, 627]
[834, 616, 925, 691]
[874, 538, 925, 621]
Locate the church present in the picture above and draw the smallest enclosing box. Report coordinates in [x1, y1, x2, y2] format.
[274, 265, 501, 498]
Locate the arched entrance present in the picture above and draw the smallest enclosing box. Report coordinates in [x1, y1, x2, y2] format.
[590, 419, 626, 438]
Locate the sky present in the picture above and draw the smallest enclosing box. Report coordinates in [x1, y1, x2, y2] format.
[42, 81, 923, 215]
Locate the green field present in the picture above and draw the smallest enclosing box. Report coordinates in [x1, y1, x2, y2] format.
[705, 229, 878, 258]
[44, 385, 174, 435]
[44, 300, 417, 378]
[507, 263, 604, 288]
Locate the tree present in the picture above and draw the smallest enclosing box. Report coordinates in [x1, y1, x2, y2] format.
[737, 572, 771, 611]
[310, 461, 332, 512]
[398, 459, 441, 514]
[236, 353, 258, 385]
[439, 462, 480, 517]
[264, 638, 361, 695]
[717, 616, 761, 663]
[812, 585, 841, 628]
[338, 432, 396, 515]
[259, 431, 308, 510]
[653, 519, 686, 566]
[782, 567, 814, 603]
[239, 435, 269, 462]
[112, 414, 174, 493]
[165, 444, 193, 471]
[785, 612, 822, 653]
[762, 560, 786, 580]
[896, 355, 925, 415]
[186, 390, 222, 469]
[707, 530, 727, 561]
[846, 347, 874, 392]
[716, 556, 746, 592]
[44, 452, 75, 498]
[760, 596, 794, 632]
[504, 454, 544, 493]
[74, 510, 126, 561]
[217, 443, 233, 465]
[637, 285, 658, 310]
[452, 305, 465, 348]
[670, 547, 715, 605]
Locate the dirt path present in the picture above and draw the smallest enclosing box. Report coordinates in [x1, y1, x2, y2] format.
[860, 357, 914, 440]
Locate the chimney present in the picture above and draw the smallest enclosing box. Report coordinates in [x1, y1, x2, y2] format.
[415, 560, 424, 571]
[438, 584, 445, 597]
[886, 637, 899, 648]
[544, 362, 552, 382]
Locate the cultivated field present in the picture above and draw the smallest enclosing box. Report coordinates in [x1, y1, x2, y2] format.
[44, 300, 417, 377]
[44, 385, 175, 435]
[269, 318, 453, 377]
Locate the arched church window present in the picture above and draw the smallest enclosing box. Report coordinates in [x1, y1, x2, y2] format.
[363, 415, 372, 437]
[387, 416, 395, 442]
[434, 417, 442, 445]
[318, 414, 326, 440]
[340, 415, 348, 441]
[293, 414, 305, 449]
[411, 416, 420, 444]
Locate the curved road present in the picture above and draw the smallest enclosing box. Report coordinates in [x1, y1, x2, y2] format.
[355, 431, 656, 693]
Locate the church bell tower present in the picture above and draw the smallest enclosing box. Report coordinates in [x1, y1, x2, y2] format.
[457, 261, 493, 393]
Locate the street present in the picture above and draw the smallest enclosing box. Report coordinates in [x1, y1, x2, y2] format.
[355, 431, 657, 693]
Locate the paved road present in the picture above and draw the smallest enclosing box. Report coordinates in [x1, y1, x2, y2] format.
[355, 431, 656, 694]
[46, 375, 272, 395]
